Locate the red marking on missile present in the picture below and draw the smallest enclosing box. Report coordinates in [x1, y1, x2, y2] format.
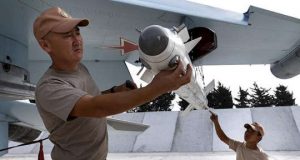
[105, 37, 138, 55]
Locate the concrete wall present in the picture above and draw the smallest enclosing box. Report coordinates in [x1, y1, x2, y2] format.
[109, 112, 145, 152]
[172, 110, 212, 152]
[252, 107, 300, 150]
[108, 106, 300, 152]
[8, 106, 300, 154]
[292, 107, 300, 134]
[133, 112, 178, 152]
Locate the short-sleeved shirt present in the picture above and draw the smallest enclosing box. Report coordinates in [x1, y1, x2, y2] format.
[229, 139, 269, 160]
[35, 63, 108, 160]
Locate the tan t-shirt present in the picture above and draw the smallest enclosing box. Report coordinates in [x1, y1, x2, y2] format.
[229, 139, 269, 160]
[36, 63, 108, 160]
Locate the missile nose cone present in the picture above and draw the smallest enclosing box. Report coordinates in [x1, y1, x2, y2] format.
[139, 25, 169, 56]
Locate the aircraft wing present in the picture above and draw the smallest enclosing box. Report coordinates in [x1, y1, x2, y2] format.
[1, 0, 298, 81]
[107, 117, 149, 132]
[1, 0, 300, 155]
[0, 101, 149, 156]
[113, 0, 247, 25]
[114, 0, 300, 63]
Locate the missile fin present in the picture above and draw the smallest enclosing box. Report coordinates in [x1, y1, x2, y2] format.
[204, 79, 215, 95]
[185, 37, 202, 54]
[181, 104, 195, 117]
[140, 69, 154, 83]
[177, 25, 190, 43]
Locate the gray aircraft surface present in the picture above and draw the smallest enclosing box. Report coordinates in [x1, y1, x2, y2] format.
[0, 0, 300, 156]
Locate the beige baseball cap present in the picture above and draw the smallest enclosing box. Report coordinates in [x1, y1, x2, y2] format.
[33, 7, 89, 40]
[244, 122, 265, 136]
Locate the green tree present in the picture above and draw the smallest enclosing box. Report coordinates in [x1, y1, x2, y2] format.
[207, 82, 233, 109]
[249, 82, 274, 107]
[128, 92, 175, 112]
[273, 84, 295, 106]
[235, 87, 251, 108]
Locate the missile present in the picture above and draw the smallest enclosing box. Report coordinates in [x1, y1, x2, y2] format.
[137, 24, 214, 115]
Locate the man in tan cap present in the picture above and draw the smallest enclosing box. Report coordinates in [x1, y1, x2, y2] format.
[210, 112, 269, 160]
[33, 7, 192, 160]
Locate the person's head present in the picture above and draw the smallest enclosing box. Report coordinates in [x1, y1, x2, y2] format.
[244, 122, 264, 144]
[33, 7, 89, 68]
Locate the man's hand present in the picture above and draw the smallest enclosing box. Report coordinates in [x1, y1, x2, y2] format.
[209, 111, 230, 145]
[210, 111, 218, 123]
[150, 60, 192, 93]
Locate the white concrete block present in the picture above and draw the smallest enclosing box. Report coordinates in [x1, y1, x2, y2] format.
[252, 107, 300, 150]
[291, 106, 300, 134]
[133, 112, 178, 152]
[109, 112, 145, 152]
[172, 110, 212, 152]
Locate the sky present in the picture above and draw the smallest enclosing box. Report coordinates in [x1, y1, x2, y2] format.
[187, 0, 300, 105]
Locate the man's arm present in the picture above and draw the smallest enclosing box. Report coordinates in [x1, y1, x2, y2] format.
[70, 60, 192, 118]
[101, 80, 137, 94]
[210, 112, 230, 145]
